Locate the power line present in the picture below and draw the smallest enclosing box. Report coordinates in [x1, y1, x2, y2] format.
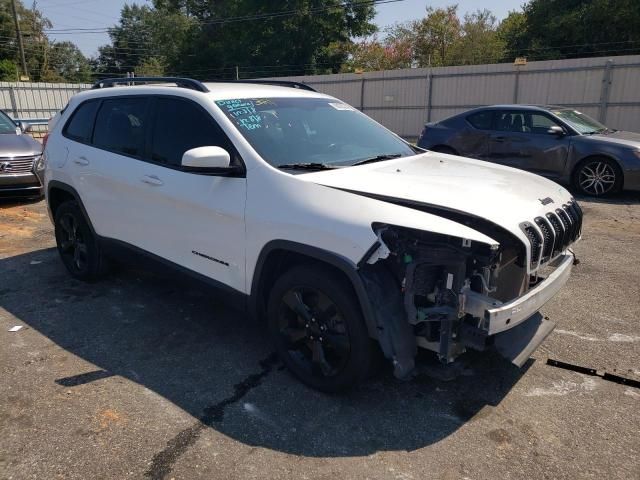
[40, 0, 403, 34]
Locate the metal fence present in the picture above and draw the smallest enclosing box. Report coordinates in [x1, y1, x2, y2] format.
[0, 81, 91, 120]
[270, 54, 640, 139]
[1, 55, 639, 142]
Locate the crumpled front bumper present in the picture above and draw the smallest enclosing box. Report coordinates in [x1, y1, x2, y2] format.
[462, 252, 573, 334]
[486, 252, 574, 335]
[460, 252, 574, 366]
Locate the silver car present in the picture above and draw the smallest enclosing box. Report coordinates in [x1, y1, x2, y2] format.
[0, 110, 44, 199]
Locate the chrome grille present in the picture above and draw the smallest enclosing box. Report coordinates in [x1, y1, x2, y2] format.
[522, 200, 583, 270]
[0, 156, 36, 174]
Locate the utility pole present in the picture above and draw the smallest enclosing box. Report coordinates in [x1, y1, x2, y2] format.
[10, 0, 28, 80]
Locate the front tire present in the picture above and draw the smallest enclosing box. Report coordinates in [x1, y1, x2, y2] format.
[573, 157, 622, 197]
[54, 201, 108, 281]
[267, 265, 373, 392]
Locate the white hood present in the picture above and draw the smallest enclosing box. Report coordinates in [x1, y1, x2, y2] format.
[301, 152, 573, 242]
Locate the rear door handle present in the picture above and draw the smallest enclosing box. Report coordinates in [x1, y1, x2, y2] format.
[492, 136, 506, 143]
[141, 175, 163, 186]
[73, 156, 89, 166]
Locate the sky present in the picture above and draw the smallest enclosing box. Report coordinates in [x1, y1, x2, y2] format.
[39, 0, 523, 58]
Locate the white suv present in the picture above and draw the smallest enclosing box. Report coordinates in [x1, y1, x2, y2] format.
[43, 77, 582, 391]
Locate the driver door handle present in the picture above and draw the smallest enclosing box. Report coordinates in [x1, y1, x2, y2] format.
[73, 156, 89, 166]
[491, 136, 506, 142]
[141, 175, 163, 186]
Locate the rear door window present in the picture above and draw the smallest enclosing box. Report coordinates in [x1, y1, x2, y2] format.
[466, 111, 493, 130]
[150, 97, 235, 167]
[64, 100, 100, 143]
[93, 97, 148, 157]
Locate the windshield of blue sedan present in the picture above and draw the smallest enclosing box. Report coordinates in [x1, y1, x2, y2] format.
[552, 109, 608, 134]
[215, 97, 415, 167]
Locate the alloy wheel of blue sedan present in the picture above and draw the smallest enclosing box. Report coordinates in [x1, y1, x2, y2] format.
[578, 160, 617, 196]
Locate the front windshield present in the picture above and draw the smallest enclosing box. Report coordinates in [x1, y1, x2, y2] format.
[215, 97, 415, 168]
[0, 111, 17, 134]
[552, 109, 608, 134]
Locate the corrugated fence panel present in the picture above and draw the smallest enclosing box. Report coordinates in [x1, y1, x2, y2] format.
[0, 56, 638, 137]
[432, 72, 515, 108]
[0, 82, 91, 119]
[268, 55, 640, 137]
[517, 69, 603, 106]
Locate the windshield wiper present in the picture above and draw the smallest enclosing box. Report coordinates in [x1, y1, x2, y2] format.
[277, 162, 337, 171]
[352, 153, 403, 166]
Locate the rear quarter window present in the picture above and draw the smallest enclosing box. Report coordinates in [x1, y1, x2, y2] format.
[63, 100, 100, 143]
[466, 111, 493, 130]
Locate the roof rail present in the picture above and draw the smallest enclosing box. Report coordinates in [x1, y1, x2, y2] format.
[92, 77, 209, 92]
[234, 80, 316, 92]
[91, 77, 316, 93]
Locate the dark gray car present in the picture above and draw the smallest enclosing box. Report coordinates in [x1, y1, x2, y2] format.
[417, 104, 640, 197]
[0, 109, 44, 199]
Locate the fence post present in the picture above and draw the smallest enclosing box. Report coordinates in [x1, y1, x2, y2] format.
[598, 59, 614, 124]
[360, 77, 365, 111]
[426, 71, 433, 122]
[8, 85, 18, 118]
[513, 66, 520, 103]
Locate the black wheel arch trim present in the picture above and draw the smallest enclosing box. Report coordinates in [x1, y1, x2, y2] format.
[47, 180, 98, 235]
[249, 239, 380, 340]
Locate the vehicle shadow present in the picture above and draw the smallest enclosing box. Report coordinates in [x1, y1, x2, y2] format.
[0, 197, 43, 209]
[0, 247, 530, 458]
[573, 190, 640, 205]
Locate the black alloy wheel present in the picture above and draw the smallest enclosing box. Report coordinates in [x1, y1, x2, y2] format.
[54, 201, 108, 281]
[267, 265, 372, 392]
[278, 287, 351, 378]
[58, 212, 89, 273]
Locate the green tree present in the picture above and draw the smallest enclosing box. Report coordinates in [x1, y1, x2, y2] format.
[0, 58, 17, 80]
[135, 57, 166, 76]
[155, 0, 377, 78]
[94, 3, 194, 76]
[502, 0, 640, 60]
[449, 9, 505, 65]
[43, 41, 92, 83]
[0, 0, 89, 82]
[496, 10, 528, 61]
[413, 6, 461, 67]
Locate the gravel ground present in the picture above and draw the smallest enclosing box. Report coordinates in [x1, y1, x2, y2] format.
[1, 194, 639, 480]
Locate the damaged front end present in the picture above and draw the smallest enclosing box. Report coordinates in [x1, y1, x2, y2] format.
[360, 222, 572, 379]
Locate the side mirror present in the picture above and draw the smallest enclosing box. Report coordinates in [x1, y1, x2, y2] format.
[182, 146, 231, 169]
[15, 121, 29, 133]
[547, 125, 565, 136]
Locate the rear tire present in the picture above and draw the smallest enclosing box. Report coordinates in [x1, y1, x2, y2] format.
[54, 201, 108, 281]
[573, 157, 622, 197]
[267, 264, 373, 392]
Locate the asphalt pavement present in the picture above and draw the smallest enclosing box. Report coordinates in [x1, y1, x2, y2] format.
[1, 194, 639, 480]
